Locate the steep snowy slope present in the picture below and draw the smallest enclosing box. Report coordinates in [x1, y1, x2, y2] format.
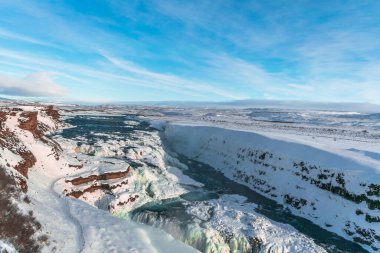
[164, 124, 380, 252]
[0, 104, 196, 253]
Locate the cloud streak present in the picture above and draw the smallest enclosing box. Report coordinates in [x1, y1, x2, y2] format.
[0, 1, 379, 103]
[100, 51, 248, 100]
[0, 72, 67, 97]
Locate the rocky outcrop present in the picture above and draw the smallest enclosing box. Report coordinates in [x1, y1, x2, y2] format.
[19, 112, 39, 134]
[68, 164, 83, 169]
[65, 178, 130, 199]
[63, 167, 133, 208]
[18, 109, 62, 161]
[115, 194, 139, 206]
[14, 150, 37, 179]
[1, 106, 62, 182]
[0, 166, 48, 253]
[0, 118, 36, 178]
[0, 105, 66, 252]
[44, 105, 60, 122]
[65, 167, 131, 186]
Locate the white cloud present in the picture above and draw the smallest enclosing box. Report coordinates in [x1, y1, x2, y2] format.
[287, 84, 315, 92]
[0, 1, 379, 103]
[0, 72, 67, 97]
[0, 48, 247, 100]
[100, 51, 248, 100]
[0, 28, 62, 49]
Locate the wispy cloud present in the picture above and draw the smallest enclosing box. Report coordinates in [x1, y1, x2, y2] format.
[0, 47, 246, 100]
[287, 84, 315, 92]
[100, 51, 248, 100]
[0, 0, 379, 103]
[0, 72, 67, 97]
[0, 28, 64, 49]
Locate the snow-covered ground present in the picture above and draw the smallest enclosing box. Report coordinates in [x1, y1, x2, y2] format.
[2, 103, 379, 252]
[55, 113, 326, 253]
[185, 194, 323, 253]
[134, 106, 380, 252]
[0, 105, 196, 253]
[0, 240, 17, 253]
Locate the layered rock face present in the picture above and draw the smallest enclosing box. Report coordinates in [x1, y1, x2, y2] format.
[55, 120, 190, 213]
[63, 166, 133, 200]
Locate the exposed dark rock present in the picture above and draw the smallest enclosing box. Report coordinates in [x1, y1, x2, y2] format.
[65, 167, 131, 186]
[0, 166, 47, 252]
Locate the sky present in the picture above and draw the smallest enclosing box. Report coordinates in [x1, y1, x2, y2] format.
[0, 0, 380, 103]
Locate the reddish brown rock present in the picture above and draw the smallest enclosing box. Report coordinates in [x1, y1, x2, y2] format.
[0, 166, 47, 252]
[116, 195, 139, 206]
[18, 110, 62, 161]
[13, 173, 28, 193]
[66, 185, 106, 198]
[109, 179, 129, 189]
[19, 112, 39, 134]
[67, 182, 122, 198]
[14, 150, 37, 178]
[68, 164, 83, 169]
[65, 167, 131, 186]
[11, 108, 23, 112]
[0, 111, 7, 123]
[0, 119, 36, 178]
[0, 106, 62, 192]
[44, 105, 60, 121]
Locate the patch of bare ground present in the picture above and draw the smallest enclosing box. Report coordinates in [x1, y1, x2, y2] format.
[14, 150, 37, 179]
[66, 167, 131, 185]
[0, 167, 48, 252]
[116, 194, 139, 206]
[65, 167, 131, 186]
[68, 164, 83, 170]
[0, 116, 36, 178]
[44, 105, 60, 122]
[18, 110, 62, 161]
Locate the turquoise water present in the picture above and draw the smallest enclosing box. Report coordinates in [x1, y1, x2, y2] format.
[61, 115, 368, 253]
[172, 154, 367, 253]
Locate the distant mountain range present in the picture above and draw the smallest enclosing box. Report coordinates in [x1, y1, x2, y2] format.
[2, 96, 379, 113]
[121, 99, 380, 113]
[0, 96, 13, 101]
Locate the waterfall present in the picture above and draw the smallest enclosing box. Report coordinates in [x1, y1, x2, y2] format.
[130, 210, 263, 253]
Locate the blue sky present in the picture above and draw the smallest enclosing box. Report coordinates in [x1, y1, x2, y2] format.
[0, 0, 380, 103]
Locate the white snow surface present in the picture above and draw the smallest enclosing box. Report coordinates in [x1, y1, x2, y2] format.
[3, 104, 379, 252]
[163, 122, 380, 253]
[53, 110, 328, 253]
[186, 194, 325, 253]
[0, 240, 17, 253]
[0, 105, 197, 253]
